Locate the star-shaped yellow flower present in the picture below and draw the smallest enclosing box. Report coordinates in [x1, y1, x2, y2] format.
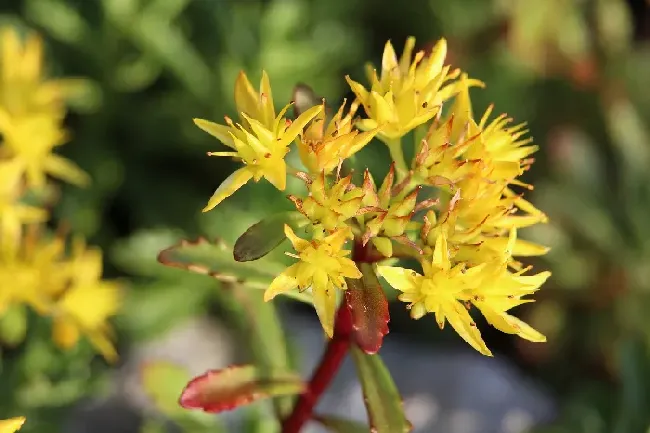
[297, 99, 380, 174]
[195, 99, 322, 212]
[378, 231, 493, 356]
[346, 37, 483, 142]
[264, 225, 362, 337]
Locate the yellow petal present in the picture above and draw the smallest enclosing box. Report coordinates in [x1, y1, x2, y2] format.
[443, 301, 492, 356]
[284, 225, 310, 252]
[278, 104, 323, 148]
[432, 232, 450, 271]
[312, 282, 337, 338]
[260, 70, 275, 128]
[234, 71, 260, 119]
[377, 266, 419, 293]
[264, 263, 300, 301]
[202, 167, 253, 212]
[478, 304, 546, 343]
[263, 159, 287, 191]
[0, 417, 26, 433]
[44, 154, 90, 186]
[345, 76, 370, 104]
[337, 257, 362, 279]
[193, 119, 236, 149]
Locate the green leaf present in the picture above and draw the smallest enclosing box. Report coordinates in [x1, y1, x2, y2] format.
[314, 415, 369, 432]
[351, 347, 411, 433]
[141, 361, 222, 431]
[345, 263, 390, 354]
[234, 211, 309, 262]
[219, 285, 295, 417]
[158, 237, 312, 303]
[179, 365, 305, 414]
[117, 279, 214, 341]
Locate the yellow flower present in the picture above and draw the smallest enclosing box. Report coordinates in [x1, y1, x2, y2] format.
[0, 159, 48, 248]
[264, 225, 362, 337]
[289, 172, 364, 232]
[0, 230, 66, 315]
[195, 100, 322, 212]
[0, 417, 25, 433]
[0, 114, 89, 188]
[346, 37, 483, 142]
[52, 239, 121, 362]
[462, 229, 550, 343]
[297, 99, 380, 174]
[0, 27, 82, 119]
[378, 231, 492, 356]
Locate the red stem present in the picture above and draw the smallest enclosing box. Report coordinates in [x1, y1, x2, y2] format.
[281, 303, 353, 433]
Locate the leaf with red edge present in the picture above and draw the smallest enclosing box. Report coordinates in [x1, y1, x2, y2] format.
[179, 365, 305, 413]
[345, 263, 390, 354]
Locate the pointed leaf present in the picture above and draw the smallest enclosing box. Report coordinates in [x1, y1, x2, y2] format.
[142, 361, 196, 415]
[345, 263, 390, 354]
[141, 362, 224, 431]
[314, 415, 369, 433]
[157, 238, 312, 304]
[179, 365, 305, 413]
[351, 348, 412, 433]
[234, 211, 309, 262]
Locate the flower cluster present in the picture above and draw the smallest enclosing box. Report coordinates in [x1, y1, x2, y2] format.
[0, 27, 120, 361]
[195, 37, 550, 355]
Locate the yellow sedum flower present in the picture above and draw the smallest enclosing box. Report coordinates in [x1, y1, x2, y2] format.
[265, 225, 361, 337]
[378, 231, 493, 356]
[0, 27, 81, 119]
[297, 100, 380, 174]
[347, 37, 483, 142]
[194, 72, 323, 212]
[0, 417, 25, 433]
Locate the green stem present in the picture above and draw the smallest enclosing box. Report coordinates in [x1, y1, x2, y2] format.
[386, 138, 408, 182]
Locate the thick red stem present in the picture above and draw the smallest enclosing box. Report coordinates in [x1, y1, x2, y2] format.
[281, 303, 353, 433]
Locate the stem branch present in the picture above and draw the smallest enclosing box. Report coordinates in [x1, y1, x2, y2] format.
[386, 138, 408, 182]
[281, 303, 353, 433]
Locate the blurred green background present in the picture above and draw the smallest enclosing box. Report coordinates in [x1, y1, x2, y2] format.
[1, 0, 650, 432]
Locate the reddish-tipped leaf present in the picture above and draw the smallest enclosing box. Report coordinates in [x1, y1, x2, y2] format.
[345, 263, 390, 354]
[179, 365, 305, 413]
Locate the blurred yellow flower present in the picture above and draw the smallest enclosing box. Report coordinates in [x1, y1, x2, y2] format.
[0, 417, 25, 433]
[0, 114, 89, 188]
[195, 101, 322, 212]
[0, 230, 66, 315]
[297, 100, 380, 174]
[265, 225, 361, 337]
[0, 27, 81, 119]
[52, 240, 121, 363]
